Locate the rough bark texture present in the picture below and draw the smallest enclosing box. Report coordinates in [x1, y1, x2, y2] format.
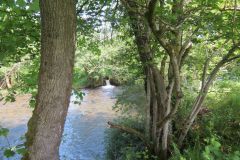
[22, 0, 76, 159]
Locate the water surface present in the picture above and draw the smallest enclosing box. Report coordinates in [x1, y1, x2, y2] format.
[0, 85, 117, 160]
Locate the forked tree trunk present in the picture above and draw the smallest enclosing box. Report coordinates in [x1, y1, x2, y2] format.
[120, 1, 190, 159]
[22, 0, 76, 159]
[121, 1, 172, 159]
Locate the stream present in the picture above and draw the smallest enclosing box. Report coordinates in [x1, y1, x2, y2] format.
[0, 83, 118, 160]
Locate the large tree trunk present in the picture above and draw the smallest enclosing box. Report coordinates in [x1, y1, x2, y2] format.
[22, 0, 76, 159]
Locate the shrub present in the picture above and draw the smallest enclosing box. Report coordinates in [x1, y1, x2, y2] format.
[170, 136, 240, 160]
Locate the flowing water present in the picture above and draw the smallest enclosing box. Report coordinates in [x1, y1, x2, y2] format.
[0, 83, 118, 160]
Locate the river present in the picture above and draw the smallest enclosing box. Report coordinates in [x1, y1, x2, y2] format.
[0, 83, 118, 160]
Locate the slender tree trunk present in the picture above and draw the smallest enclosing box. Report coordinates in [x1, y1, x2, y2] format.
[178, 93, 206, 146]
[145, 74, 151, 139]
[22, 0, 76, 159]
[5, 74, 12, 89]
[178, 43, 240, 146]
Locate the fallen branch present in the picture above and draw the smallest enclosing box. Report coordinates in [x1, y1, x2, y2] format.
[107, 121, 152, 151]
[220, 7, 240, 11]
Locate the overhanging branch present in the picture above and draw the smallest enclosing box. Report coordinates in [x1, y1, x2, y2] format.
[107, 121, 152, 150]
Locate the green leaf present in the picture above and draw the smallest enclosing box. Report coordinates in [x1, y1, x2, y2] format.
[28, 0, 39, 11]
[17, 0, 26, 7]
[16, 148, 27, 155]
[0, 127, 9, 137]
[4, 148, 15, 158]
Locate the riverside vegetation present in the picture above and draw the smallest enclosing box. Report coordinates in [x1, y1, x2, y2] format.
[0, 0, 240, 159]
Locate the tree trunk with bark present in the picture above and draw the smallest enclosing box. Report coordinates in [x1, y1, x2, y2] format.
[22, 0, 76, 159]
[117, 1, 179, 159]
[115, 1, 190, 159]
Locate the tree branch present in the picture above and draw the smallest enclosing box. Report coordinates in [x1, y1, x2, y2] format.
[226, 54, 240, 63]
[160, 55, 168, 79]
[120, 0, 145, 15]
[156, 56, 183, 129]
[76, 0, 89, 15]
[205, 42, 240, 87]
[201, 57, 210, 90]
[107, 121, 152, 150]
[146, 0, 172, 53]
[220, 7, 240, 11]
